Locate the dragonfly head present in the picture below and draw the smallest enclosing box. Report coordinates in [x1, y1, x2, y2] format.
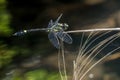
[63, 23, 69, 30]
[57, 23, 69, 30]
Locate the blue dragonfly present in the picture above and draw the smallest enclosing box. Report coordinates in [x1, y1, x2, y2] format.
[13, 14, 72, 49]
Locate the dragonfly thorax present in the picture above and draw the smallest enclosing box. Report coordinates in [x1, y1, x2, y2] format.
[61, 23, 69, 30]
[47, 23, 68, 32]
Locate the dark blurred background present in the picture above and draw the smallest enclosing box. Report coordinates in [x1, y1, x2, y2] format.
[0, 0, 120, 80]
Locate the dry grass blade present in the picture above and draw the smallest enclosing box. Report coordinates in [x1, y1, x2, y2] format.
[78, 32, 120, 80]
[58, 28, 120, 80]
[73, 31, 120, 80]
[73, 31, 110, 80]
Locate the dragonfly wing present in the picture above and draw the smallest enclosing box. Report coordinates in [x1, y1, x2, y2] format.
[48, 19, 54, 28]
[48, 32, 60, 49]
[54, 14, 63, 25]
[57, 31, 72, 44]
[47, 14, 62, 29]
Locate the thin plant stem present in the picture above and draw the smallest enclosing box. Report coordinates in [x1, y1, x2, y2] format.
[61, 40, 68, 80]
[75, 31, 101, 76]
[75, 32, 94, 76]
[79, 46, 120, 80]
[77, 32, 93, 59]
[69, 28, 120, 80]
[59, 28, 120, 80]
[73, 60, 77, 80]
[77, 31, 111, 59]
[77, 31, 111, 61]
[78, 32, 120, 79]
[76, 31, 96, 64]
[58, 48, 64, 80]
[65, 28, 120, 33]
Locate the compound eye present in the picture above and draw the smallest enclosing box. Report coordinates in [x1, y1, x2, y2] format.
[58, 23, 63, 26]
[62, 23, 69, 30]
[64, 23, 69, 27]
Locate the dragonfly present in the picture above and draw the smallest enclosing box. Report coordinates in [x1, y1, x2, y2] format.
[13, 14, 72, 49]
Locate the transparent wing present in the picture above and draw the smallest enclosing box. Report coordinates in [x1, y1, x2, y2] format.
[48, 32, 60, 49]
[54, 14, 63, 25]
[48, 19, 54, 28]
[47, 14, 63, 28]
[57, 31, 72, 44]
